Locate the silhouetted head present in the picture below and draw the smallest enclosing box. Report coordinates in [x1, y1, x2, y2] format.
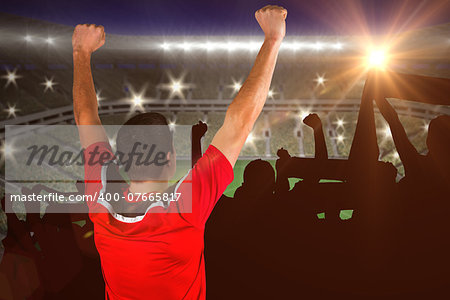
[242, 159, 275, 194]
[116, 112, 175, 181]
[426, 115, 450, 159]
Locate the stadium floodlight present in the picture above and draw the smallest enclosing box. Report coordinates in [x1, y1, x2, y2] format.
[336, 118, 345, 127]
[368, 49, 388, 69]
[0, 142, 15, 159]
[161, 43, 170, 50]
[232, 81, 242, 93]
[2, 69, 21, 88]
[226, 41, 240, 51]
[24, 35, 33, 42]
[203, 42, 218, 51]
[245, 132, 255, 144]
[41, 76, 57, 92]
[180, 42, 192, 51]
[268, 89, 274, 99]
[159, 75, 188, 99]
[171, 81, 183, 93]
[333, 42, 343, 50]
[132, 95, 143, 107]
[312, 42, 324, 51]
[168, 121, 176, 131]
[248, 41, 261, 51]
[289, 42, 302, 51]
[46, 37, 54, 44]
[314, 75, 326, 86]
[4, 104, 19, 118]
[300, 110, 310, 120]
[336, 135, 345, 143]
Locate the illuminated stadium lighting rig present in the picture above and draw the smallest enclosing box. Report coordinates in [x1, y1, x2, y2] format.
[132, 94, 144, 107]
[4, 104, 19, 118]
[268, 89, 275, 98]
[367, 48, 388, 69]
[46, 37, 54, 44]
[159, 75, 190, 99]
[160, 41, 344, 52]
[2, 69, 21, 88]
[336, 135, 345, 143]
[160, 43, 170, 50]
[314, 75, 326, 86]
[24, 35, 33, 42]
[335, 118, 345, 127]
[41, 77, 57, 92]
[232, 81, 242, 93]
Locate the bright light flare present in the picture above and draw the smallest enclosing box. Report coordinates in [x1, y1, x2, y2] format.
[46, 37, 54, 44]
[168, 121, 176, 131]
[171, 81, 182, 93]
[1, 142, 15, 159]
[368, 49, 388, 69]
[2, 69, 21, 88]
[336, 135, 345, 143]
[132, 95, 143, 107]
[4, 104, 19, 118]
[230, 79, 242, 93]
[245, 132, 255, 144]
[41, 77, 57, 92]
[161, 43, 170, 50]
[160, 75, 189, 99]
[300, 110, 311, 120]
[335, 118, 345, 127]
[314, 75, 326, 86]
[24, 35, 33, 42]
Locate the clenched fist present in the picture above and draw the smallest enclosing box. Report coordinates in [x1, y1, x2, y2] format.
[255, 5, 287, 41]
[72, 24, 105, 54]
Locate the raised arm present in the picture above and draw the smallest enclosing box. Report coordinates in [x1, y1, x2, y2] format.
[72, 24, 108, 148]
[303, 113, 328, 161]
[375, 96, 420, 174]
[211, 5, 287, 167]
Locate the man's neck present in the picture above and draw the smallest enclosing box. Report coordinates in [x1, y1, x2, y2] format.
[129, 180, 169, 194]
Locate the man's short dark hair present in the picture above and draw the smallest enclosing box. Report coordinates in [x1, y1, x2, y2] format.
[116, 112, 174, 180]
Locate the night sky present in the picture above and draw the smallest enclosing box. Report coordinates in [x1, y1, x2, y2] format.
[1, 0, 449, 35]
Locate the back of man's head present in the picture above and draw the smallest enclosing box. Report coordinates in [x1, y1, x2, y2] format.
[116, 112, 174, 180]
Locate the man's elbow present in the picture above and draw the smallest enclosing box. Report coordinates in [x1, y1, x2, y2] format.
[224, 111, 253, 137]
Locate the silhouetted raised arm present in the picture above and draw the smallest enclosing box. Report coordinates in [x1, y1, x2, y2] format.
[192, 121, 208, 167]
[375, 97, 419, 176]
[303, 113, 328, 161]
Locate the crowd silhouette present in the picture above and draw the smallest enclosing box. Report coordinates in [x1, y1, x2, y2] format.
[1, 71, 449, 299]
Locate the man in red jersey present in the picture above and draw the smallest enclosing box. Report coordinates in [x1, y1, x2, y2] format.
[72, 5, 287, 299]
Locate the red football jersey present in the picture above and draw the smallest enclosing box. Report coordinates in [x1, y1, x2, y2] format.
[84, 142, 233, 299]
